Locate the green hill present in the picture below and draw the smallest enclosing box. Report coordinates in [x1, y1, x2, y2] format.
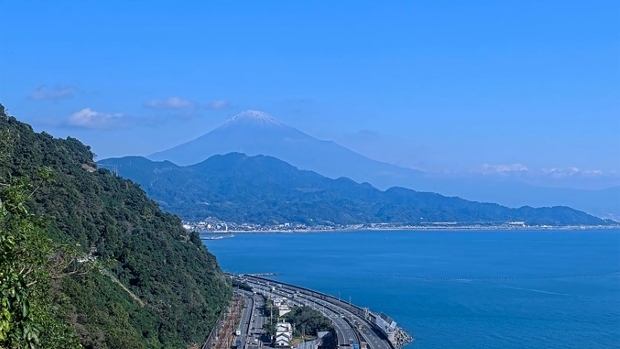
[0, 105, 231, 349]
[99, 153, 611, 226]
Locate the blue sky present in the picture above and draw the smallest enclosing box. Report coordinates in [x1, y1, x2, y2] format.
[0, 1, 618, 187]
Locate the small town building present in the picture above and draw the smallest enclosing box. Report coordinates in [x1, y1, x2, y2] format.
[275, 322, 293, 348]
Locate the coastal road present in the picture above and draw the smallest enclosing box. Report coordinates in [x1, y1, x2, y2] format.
[248, 293, 267, 348]
[236, 275, 393, 349]
[289, 293, 388, 349]
[236, 290, 267, 349]
[235, 292, 254, 348]
[289, 294, 357, 346]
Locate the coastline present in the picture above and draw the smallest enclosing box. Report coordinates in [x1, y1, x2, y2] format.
[197, 225, 620, 234]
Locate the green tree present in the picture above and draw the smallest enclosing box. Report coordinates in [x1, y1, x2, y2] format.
[0, 178, 82, 348]
[283, 306, 333, 337]
[0, 103, 231, 348]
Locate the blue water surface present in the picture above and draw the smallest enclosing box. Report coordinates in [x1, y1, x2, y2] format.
[203, 229, 620, 349]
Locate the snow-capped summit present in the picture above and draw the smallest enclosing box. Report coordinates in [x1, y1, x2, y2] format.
[148, 109, 424, 191]
[221, 110, 282, 128]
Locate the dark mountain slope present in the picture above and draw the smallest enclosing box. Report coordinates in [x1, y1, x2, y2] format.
[99, 153, 610, 226]
[147, 110, 619, 219]
[0, 107, 231, 349]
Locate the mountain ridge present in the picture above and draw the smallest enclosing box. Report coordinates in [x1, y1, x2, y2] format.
[146, 111, 619, 219]
[100, 153, 612, 227]
[148, 110, 425, 181]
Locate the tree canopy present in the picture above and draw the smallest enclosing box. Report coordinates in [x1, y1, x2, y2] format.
[0, 104, 232, 348]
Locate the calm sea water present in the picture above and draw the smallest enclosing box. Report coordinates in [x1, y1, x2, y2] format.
[203, 229, 620, 349]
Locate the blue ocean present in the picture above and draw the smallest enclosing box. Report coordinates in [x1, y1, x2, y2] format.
[203, 230, 620, 349]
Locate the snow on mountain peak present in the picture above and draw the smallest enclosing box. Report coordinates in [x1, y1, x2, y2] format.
[221, 110, 282, 127]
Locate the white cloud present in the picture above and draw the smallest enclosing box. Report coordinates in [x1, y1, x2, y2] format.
[144, 97, 193, 109]
[475, 164, 611, 181]
[581, 170, 604, 176]
[67, 108, 123, 129]
[29, 85, 77, 100]
[542, 167, 605, 178]
[207, 100, 230, 110]
[480, 163, 529, 174]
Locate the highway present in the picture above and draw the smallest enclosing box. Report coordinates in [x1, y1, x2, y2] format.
[285, 292, 389, 349]
[236, 294, 253, 348]
[248, 293, 267, 349]
[289, 294, 357, 346]
[234, 275, 395, 349]
[234, 290, 268, 349]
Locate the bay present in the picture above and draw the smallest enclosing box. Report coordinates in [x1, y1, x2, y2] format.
[203, 229, 620, 349]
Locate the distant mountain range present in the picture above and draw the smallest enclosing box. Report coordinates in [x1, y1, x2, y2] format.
[149, 110, 425, 185]
[98, 153, 612, 226]
[147, 111, 619, 220]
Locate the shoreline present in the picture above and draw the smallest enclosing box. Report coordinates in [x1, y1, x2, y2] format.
[197, 225, 620, 234]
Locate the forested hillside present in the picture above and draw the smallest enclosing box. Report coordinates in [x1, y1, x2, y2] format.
[100, 153, 611, 226]
[0, 104, 231, 349]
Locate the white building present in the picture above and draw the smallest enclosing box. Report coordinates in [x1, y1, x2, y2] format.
[273, 297, 292, 316]
[279, 303, 291, 317]
[275, 322, 293, 348]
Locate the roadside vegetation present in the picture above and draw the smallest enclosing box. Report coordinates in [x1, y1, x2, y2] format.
[284, 306, 333, 338]
[261, 303, 333, 340]
[232, 280, 253, 292]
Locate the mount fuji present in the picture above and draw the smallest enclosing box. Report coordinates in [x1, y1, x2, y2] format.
[148, 110, 425, 188]
[146, 110, 619, 219]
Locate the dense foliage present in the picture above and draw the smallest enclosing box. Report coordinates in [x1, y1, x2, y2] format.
[99, 154, 610, 226]
[283, 306, 333, 337]
[232, 280, 252, 292]
[262, 299, 279, 320]
[1, 177, 83, 348]
[261, 304, 331, 339]
[0, 105, 231, 348]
